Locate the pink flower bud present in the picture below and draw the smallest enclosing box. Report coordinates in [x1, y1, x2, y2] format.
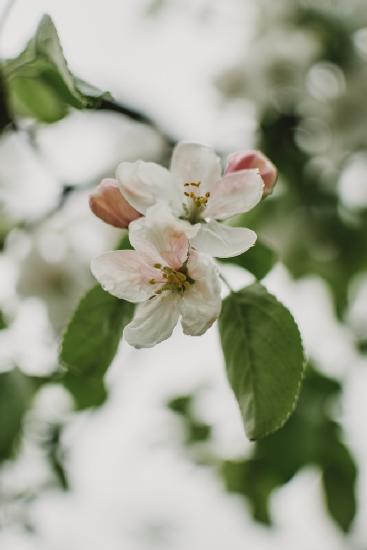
[89, 178, 141, 228]
[225, 150, 278, 197]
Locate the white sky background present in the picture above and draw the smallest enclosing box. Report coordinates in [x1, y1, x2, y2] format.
[0, 0, 367, 549]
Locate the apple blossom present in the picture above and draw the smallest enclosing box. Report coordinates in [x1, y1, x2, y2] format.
[225, 150, 278, 197]
[116, 142, 265, 259]
[91, 204, 221, 348]
[89, 178, 141, 228]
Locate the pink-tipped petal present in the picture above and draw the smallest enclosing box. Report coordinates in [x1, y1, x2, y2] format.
[203, 169, 263, 220]
[91, 250, 163, 303]
[225, 150, 278, 197]
[129, 203, 197, 270]
[89, 178, 141, 228]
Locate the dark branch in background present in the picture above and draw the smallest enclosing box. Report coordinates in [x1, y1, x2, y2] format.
[98, 98, 177, 149]
[0, 68, 15, 132]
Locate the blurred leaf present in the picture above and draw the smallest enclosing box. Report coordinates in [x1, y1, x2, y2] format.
[0, 310, 7, 330]
[219, 240, 277, 280]
[168, 395, 191, 416]
[321, 434, 357, 532]
[0, 369, 43, 462]
[168, 394, 212, 445]
[0, 68, 13, 131]
[116, 230, 132, 251]
[4, 15, 111, 123]
[8, 76, 68, 123]
[60, 285, 134, 409]
[221, 367, 357, 532]
[219, 283, 305, 440]
[255, 109, 367, 318]
[43, 423, 68, 490]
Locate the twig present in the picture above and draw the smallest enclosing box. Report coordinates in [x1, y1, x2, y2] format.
[98, 97, 177, 149]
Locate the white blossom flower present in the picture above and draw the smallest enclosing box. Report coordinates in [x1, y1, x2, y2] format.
[91, 204, 221, 348]
[116, 142, 264, 258]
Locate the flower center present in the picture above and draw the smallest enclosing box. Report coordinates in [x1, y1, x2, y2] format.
[183, 181, 210, 208]
[182, 181, 210, 224]
[149, 263, 194, 295]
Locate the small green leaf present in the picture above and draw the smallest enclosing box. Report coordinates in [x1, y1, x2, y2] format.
[60, 285, 134, 409]
[4, 15, 110, 123]
[0, 369, 42, 461]
[219, 283, 305, 440]
[219, 240, 277, 280]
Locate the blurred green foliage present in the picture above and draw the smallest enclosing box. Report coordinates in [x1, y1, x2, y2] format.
[167, 368, 356, 533]
[221, 367, 356, 533]
[168, 395, 212, 446]
[0, 309, 7, 330]
[219, 239, 277, 280]
[0, 369, 42, 462]
[218, 0, 367, 322]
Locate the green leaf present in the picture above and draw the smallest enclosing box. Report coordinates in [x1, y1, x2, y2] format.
[219, 240, 277, 280]
[321, 435, 357, 532]
[4, 15, 111, 123]
[60, 285, 134, 409]
[219, 283, 305, 440]
[0, 369, 42, 461]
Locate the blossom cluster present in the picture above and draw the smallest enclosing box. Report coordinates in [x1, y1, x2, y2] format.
[89, 143, 277, 348]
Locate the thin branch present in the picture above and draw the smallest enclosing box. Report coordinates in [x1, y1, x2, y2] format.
[98, 97, 177, 149]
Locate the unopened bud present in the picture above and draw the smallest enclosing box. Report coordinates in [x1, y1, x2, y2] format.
[225, 150, 278, 197]
[89, 178, 141, 228]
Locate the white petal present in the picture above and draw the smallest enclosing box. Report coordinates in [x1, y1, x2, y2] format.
[129, 203, 199, 270]
[180, 251, 221, 336]
[190, 220, 257, 258]
[91, 250, 159, 303]
[203, 169, 264, 220]
[170, 142, 222, 193]
[116, 160, 181, 215]
[124, 293, 180, 348]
